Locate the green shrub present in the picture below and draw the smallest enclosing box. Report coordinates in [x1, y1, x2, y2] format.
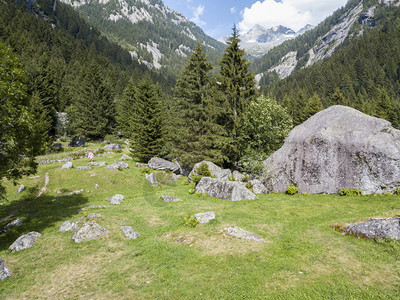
[245, 182, 253, 191]
[192, 163, 212, 185]
[181, 179, 190, 185]
[182, 215, 199, 228]
[286, 184, 299, 195]
[339, 188, 363, 196]
[141, 167, 152, 174]
[188, 188, 195, 195]
[228, 175, 235, 181]
[241, 174, 250, 183]
[394, 188, 400, 195]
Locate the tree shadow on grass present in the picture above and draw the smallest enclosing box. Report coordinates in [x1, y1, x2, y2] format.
[0, 187, 88, 251]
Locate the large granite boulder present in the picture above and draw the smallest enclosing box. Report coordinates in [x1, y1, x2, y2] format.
[0, 258, 11, 280]
[262, 105, 400, 194]
[195, 211, 215, 223]
[194, 177, 257, 201]
[188, 160, 232, 183]
[341, 218, 400, 240]
[104, 143, 122, 151]
[72, 222, 109, 243]
[9, 232, 42, 252]
[148, 157, 180, 174]
[145, 173, 158, 186]
[59, 221, 79, 232]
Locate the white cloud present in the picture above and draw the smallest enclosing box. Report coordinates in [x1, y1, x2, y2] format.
[190, 5, 206, 26]
[239, 0, 347, 33]
[230, 7, 236, 14]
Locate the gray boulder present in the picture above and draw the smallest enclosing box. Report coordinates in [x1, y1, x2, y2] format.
[189, 161, 232, 183]
[166, 173, 179, 182]
[148, 157, 180, 174]
[120, 154, 133, 161]
[0, 218, 23, 235]
[106, 161, 129, 170]
[77, 166, 92, 171]
[341, 218, 400, 240]
[72, 222, 109, 243]
[224, 226, 265, 242]
[9, 232, 42, 252]
[0, 258, 11, 280]
[52, 142, 63, 150]
[104, 143, 122, 151]
[117, 161, 129, 169]
[59, 221, 79, 232]
[161, 195, 182, 203]
[136, 163, 147, 168]
[194, 177, 257, 201]
[61, 162, 73, 169]
[120, 226, 140, 239]
[69, 136, 85, 147]
[195, 211, 215, 223]
[250, 179, 268, 194]
[16, 185, 25, 193]
[107, 194, 124, 205]
[106, 164, 120, 170]
[145, 173, 158, 185]
[263, 105, 400, 194]
[232, 170, 244, 182]
[88, 162, 108, 166]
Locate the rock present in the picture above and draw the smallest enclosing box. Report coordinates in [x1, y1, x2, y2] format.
[9, 232, 42, 252]
[106, 161, 129, 170]
[195, 211, 215, 223]
[72, 222, 109, 243]
[120, 154, 133, 161]
[120, 226, 140, 239]
[189, 160, 232, 183]
[107, 194, 124, 205]
[136, 163, 147, 168]
[262, 105, 400, 194]
[61, 162, 73, 169]
[0, 218, 23, 235]
[166, 173, 179, 182]
[232, 170, 244, 182]
[341, 218, 400, 240]
[104, 143, 122, 151]
[0, 258, 11, 280]
[16, 185, 25, 193]
[117, 161, 129, 169]
[29, 176, 40, 179]
[195, 177, 258, 201]
[224, 226, 265, 242]
[69, 136, 85, 147]
[94, 184, 99, 189]
[88, 162, 108, 166]
[106, 164, 120, 170]
[250, 179, 268, 194]
[52, 142, 63, 150]
[145, 173, 158, 185]
[148, 157, 180, 174]
[86, 213, 103, 218]
[161, 195, 183, 202]
[76, 166, 92, 171]
[59, 221, 79, 232]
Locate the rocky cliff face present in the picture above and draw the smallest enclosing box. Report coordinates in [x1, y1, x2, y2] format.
[262, 105, 400, 194]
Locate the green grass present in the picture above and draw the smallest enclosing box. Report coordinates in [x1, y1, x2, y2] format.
[1, 148, 400, 299]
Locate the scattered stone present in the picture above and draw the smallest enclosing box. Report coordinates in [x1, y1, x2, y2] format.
[61, 162, 73, 169]
[145, 173, 158, 186]
[189, 161, 232, 183]
[249, 179, 268, 194]
[0, 218, 23, 235]
[38, 157, 73, 165]
[87, 213, 103, 218]
[9, 232, 42, 252]
[104, 143, 122, 151]
[161, 195, 183, 203]
[91, 174, 96, 177]
[72, 222, 109, 243]
[117, 161, 129, 169]
[148, 157, 180, 174]
[16, 185, 25, 193]
[88, 162, 108, 166]
[232, 170, 244, 182]
[106, 164, 120, 170]
[195, 211, 215, 224]
[29, 176, 40, 179]
[52, 142, 63, 150]
[56, 189, 83, 200]
[136, 163, 147, 168]
[0, 258, 11, 280]
[95, 184, 99, 189]
[166, 173, 179, 182]
[120, 154, 133, 161]
[107, 161, 129, 170]
[107, 194, 124, 205]
[224, 226, 265, 242]
[121, 226, 140, 239]
[79, 205, 108, 211]
[263, 105, 400, 194]
[59, 221, 79, 232]
[340, 218, 400, 240]
[69, 136, 85, 147]
[76, 166, 92, 171]
[195, 177, 258, 201]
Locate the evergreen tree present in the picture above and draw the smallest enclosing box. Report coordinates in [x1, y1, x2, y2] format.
[301, 93, 323, 122]
[116, 77, 138, 139]
[169, 43, 227, 169]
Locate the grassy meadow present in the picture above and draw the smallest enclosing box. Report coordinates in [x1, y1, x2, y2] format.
[1, 145, 400, 299]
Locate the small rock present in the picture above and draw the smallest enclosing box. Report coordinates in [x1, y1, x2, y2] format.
[120, 154, 133, 161]
[52, 142, 63, 149]
[86, 213, 103, 218]
[136, 163, 147, 168]
[76, 166, 92, 171]
[91, 174, 96, 177]
[59, 221, 79, 232]
[0, 218, 23, 235]
[104, 144, 122, 151]
[95, 184, 99, 189]
[9, 232, 42, 252]
[195, 211, 215, 224]
[106, 164, 120, 170]
[16, 185, 25, 193]
[107, 194, 124, 205]
[29, 176, 40, 179]
[341, 218, 400, 240]
[0, 258, 11, 280]
[166, 173, 179, 182]
[88, 162, 108, 167]
[69, 136, 85, 147]
[121, 226, 140, 239]
[161, 195, 183, 202]
[145, 173, 158, 185]
[72, 222, 109, 243]
[117, 161, 129, 169]
[61, 162, 73, 169]
[232, 170, 244, 182]
[224, 226, 265, 242]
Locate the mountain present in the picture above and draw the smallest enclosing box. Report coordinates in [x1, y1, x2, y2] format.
[59, 0, 225, 73]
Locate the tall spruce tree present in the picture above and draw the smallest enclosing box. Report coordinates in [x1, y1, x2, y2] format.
[169, 43, 227, 169]
[130, 75, 164, 162]
[116, 77, 138, 139]
[217, 25, 256, 163]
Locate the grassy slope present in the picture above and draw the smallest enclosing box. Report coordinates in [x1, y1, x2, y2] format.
[1, 146, 400, 299]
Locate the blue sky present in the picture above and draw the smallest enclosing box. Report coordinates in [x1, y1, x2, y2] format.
[163, 0, 348, 39]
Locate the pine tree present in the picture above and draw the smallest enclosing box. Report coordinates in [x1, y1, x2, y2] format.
[217, 25, 256, 163]
[301, 93, 323, 122]
[169, 43, 227, 169]
[116, 77, 138, 139]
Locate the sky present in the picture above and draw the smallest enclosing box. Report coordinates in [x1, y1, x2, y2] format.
[163, 0, 348, 39]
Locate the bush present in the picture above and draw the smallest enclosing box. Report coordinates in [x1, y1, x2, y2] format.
[339, 188, 363, 196]
[192, 163, 212, 185]
[182, 215, 199, 228]
[394, 188, 400, 195]
[181, 179, 190, 185]
[245, 182, 253, 191]
[188, 188, 195, 195]
[286, 184, 299, 195]
[241, 174, 250, 183]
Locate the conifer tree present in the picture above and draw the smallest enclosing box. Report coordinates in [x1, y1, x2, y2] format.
[301, 93, 323, 122]
[169, 43, 227, 169]
[116, 77, 138, 139]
